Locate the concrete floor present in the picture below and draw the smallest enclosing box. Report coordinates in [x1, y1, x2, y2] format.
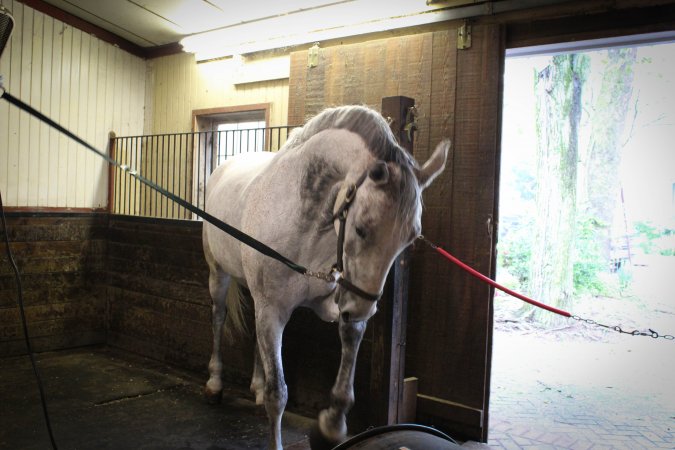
[0, 346, 314, 450]
[1, 346, 489, 450]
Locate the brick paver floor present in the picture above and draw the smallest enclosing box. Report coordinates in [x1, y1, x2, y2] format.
[479, 326, 674, 450]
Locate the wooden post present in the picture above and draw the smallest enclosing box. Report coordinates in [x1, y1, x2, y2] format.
[369, 96, 415, 426]
[107, 131, 116, 214]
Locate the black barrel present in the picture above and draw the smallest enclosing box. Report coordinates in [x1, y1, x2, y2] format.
[332, 424, 461, 450]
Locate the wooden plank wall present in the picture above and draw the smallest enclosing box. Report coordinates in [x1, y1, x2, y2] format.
[412, 24, 501, 441]
[105, 216, 219, 374]
[288, 29, 463, 432]
[0, 0, 146, 209]
[0, 213, 107, 356]
[288, 33, 438, 159]
[288, 24, 500, 441]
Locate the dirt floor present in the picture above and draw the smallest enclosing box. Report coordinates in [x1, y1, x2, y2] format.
[488, 262, 675, 449]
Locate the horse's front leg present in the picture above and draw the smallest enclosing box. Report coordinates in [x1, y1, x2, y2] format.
[319, 318, 367, 443]
[256, 307, 290, 450]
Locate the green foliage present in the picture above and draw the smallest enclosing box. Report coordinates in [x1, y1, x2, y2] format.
[572, 216, 609, 296]
[634, 221, 675, 255]
[497, 220, 533, 292]
[634, 221, 660, 242]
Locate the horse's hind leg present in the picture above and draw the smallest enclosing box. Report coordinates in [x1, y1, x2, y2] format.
[255, 304, 291, 450]
[205, 269, 230, 403]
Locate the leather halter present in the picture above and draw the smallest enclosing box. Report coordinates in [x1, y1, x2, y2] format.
[331, 170, 383, 303]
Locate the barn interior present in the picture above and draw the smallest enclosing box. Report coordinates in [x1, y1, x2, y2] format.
[1, 1, 674, 449]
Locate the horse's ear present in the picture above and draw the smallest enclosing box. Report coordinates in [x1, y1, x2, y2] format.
[415, 139, 451, 190]
[369, 160, 389, 185]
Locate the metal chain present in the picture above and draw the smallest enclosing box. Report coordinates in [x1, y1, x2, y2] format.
[304, 268, 340, 283]
[572, 316, 675, 340]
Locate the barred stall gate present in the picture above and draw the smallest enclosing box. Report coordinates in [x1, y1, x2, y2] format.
[108, 125, 297, 219]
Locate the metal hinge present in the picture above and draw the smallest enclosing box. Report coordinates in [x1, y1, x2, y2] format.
[308, 42, 320, 68]
[457, 21, 472, 50]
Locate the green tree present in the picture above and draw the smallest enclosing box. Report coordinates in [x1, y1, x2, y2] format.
[523, 54, 589, 326]
[583, 48, 637, 261]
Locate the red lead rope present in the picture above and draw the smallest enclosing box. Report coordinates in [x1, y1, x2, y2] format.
[422, 238, 572, 318]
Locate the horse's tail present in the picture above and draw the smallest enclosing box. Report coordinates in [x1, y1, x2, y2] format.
[223, 280, 254, 341]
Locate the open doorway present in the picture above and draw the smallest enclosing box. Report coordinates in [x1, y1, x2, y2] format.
[491, 35, 675, 448]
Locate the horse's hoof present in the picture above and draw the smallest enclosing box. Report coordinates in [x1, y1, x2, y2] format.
[204, 387, 222, 405]
[309, 424, 341, 450]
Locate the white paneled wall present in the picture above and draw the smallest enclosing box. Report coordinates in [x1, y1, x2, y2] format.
[0, 1, 292, 208]
[0, 0, 146, 208]
[146, 53, 290, 134]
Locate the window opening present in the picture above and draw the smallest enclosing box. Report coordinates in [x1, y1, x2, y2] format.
[216, 119, 265, 164]
[192, 105, 269, 214]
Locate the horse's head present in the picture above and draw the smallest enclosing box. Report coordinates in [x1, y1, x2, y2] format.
[334, 139, 450, 322]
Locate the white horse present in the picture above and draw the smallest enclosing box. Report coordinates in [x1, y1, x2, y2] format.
[202, 105, 449, 449]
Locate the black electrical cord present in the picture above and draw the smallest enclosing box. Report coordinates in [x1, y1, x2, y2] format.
[0, 191, 59, 450]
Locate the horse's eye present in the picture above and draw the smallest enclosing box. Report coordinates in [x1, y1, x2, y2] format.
[355, 226, 367, 240]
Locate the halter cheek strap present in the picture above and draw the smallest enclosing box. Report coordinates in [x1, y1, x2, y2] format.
[332, 170, 383, 303]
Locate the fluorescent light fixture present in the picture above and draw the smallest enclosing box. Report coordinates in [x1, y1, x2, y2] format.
[180, 0, 457, 61]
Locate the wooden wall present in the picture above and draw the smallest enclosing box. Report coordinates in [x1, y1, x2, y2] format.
[0, 213, 107, 356]
[0, 0, 146, 209]
[288, 24, 500, 441]
[145, 53, 291, 134]
[288, 33, 451, 162]
[106, 216, 216, 373]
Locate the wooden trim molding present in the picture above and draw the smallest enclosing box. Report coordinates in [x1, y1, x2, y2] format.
[4, 207, 108, 215]
[192, 103, 271, 132]
[416, 393, 484, 442]
[505, 2, 675, 49]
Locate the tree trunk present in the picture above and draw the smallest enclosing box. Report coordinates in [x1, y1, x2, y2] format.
[584, 48, 637, 261]
[524, 54, 589, 326]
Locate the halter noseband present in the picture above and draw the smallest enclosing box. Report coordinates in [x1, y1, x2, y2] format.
[331, 170, 383, 303]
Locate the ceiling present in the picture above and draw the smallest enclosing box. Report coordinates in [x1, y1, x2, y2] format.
[33, 0, 576, 59]
[35, 0, 501, 57]
[40, 0, 361, 48]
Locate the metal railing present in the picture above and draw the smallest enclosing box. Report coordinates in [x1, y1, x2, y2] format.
[110, 126, 297, 219]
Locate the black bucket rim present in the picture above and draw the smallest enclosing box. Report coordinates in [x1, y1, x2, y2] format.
[331, 423, 458, 450]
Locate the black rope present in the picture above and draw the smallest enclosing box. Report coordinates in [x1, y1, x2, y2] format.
[0, 89, 307, 276]
[0, 192, 59, 450]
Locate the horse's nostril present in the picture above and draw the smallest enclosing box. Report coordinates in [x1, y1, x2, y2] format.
[341, 311, 350, 322]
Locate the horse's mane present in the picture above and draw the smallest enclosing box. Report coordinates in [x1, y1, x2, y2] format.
[290, 105, 423, 237]
[285, 105, 418, 169]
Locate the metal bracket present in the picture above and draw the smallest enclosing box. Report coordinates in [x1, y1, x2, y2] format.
[308, 42, 320, 68]
[403, 106, 418, 143]
[457, 21, 472, 50]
